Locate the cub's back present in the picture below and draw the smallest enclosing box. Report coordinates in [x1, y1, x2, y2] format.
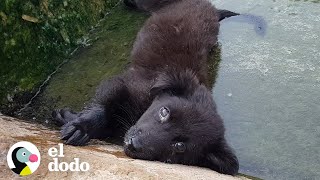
[130, 0, 220, 78]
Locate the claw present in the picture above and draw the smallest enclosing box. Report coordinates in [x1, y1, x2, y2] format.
[52, 109, 68, 125]
[61, 123, 77, 140]
[57, 109, 95, 146]
[75, 134, 90, 146]
[64, 129, 90, 146]
[52, 108, 80, 126]
[60, 108, 78, 120]
[66, 129, 82, 145]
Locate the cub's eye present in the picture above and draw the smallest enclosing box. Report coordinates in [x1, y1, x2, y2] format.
[173, 142, 186, 153]
[22, 152, 26, 156]
[159, 106, 170, 122]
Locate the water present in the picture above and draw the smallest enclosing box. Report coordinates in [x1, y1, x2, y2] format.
[212, 0, 320, 179]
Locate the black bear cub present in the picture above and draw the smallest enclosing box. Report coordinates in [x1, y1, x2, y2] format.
[53, 0, 240, 175]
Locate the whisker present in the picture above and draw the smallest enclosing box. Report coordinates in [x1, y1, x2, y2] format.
[118, 103, 136, 126]
[113, 114, 131, 129]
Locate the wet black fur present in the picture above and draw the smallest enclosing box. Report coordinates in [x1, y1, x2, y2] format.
[53, 0, 239, 175]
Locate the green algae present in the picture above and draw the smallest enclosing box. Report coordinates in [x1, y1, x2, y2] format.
[0, 0, 119, 113]
[207, 45, 222, 88]
[17, 5, 147, 123]
[44, 5, 147, 111]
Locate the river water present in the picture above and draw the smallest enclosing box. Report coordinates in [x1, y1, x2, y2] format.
[212, 0, 320, 179]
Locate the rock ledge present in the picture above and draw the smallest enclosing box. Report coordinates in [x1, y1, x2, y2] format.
[0, 115, 247, 180]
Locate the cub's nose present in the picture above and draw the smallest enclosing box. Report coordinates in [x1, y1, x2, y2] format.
[127, 137, 142, 152]
[127, 138, 136, 152]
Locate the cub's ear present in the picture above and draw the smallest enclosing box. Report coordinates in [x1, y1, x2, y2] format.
[203, 139, 239, 175]
[150, 75, 174, 97]
[150, 70, 199, 97]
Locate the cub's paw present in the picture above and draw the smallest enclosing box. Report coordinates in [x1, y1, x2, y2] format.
[60, 121, 90, 146]
[52, 108, 78, 126]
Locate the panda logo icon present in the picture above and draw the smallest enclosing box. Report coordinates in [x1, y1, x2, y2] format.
[7, 141, 41, 176]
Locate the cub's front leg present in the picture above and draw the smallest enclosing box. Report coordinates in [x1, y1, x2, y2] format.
[52, 76, 130, 146]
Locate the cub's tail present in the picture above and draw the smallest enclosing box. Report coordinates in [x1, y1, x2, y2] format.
[218, 9, 267, 36]
[217, 9, 240, 21]
[123, 0, 267, 36]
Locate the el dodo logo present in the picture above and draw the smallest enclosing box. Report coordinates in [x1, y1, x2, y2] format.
[7, 141, 40, 176]
[48, 143, 90, 172]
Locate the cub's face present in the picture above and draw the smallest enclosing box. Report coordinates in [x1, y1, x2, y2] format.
[124, 87, 239, 175]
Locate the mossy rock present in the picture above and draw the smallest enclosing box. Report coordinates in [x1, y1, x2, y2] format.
[0, 0, 119, 113]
